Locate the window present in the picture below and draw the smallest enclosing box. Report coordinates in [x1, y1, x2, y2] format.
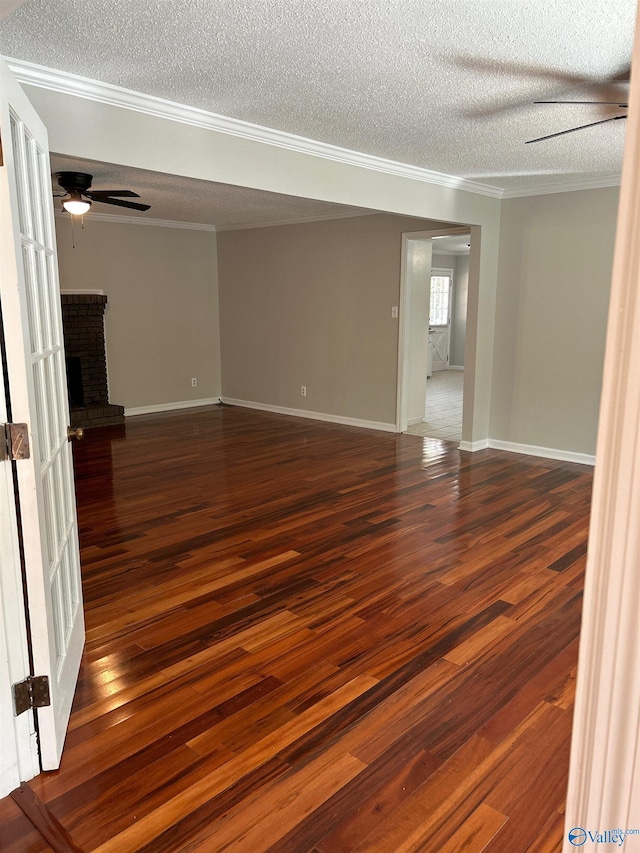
[430, 269, 452, 326]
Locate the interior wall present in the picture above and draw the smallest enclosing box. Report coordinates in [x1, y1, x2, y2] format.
[218, 213, 442, 426]
[55, 217, 221, 410]
[25, 83, 502, 444]
[490, 186, 619, 455]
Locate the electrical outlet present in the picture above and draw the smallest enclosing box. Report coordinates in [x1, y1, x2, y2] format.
[300, 385, 307, 397]
[191, 377, 197, 387]
[391, 306, 399, 318]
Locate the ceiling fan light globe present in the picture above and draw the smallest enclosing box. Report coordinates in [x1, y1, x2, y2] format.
[63, 197, 91, 215]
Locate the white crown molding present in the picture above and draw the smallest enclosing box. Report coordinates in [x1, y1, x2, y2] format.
[6, 56, 620, 203]
[5, 56, 504, 200]
[53, 207, 380, 232]
[54, 209, 217, 231]
[501, 174, 621, 199]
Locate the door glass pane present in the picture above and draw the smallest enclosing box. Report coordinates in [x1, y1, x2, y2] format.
[430, 274, 451, 325]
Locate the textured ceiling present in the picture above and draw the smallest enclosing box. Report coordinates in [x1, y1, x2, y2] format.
[1, 0, 637, 223]
[49, 153, 376, 229]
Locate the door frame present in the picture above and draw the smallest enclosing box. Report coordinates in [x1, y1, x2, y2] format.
[396, 226, 471, 434]
[563, 12, 640, 841]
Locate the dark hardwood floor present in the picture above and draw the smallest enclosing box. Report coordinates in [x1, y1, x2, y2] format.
[0, 405, 593, 852]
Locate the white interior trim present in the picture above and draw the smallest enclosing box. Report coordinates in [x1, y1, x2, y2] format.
[54, 207, 380, 233]
[221, 397, 396, 433]
[125, 397, 221, 417]
[6, 59, 622, 201]
[458, 439, 489, 452]
[487, 439, 595, 466]
[5, 57, 504, 198]
[54, 210, 217, 232]
[564, 13, 640, 845]
[426, 226, 471, 238]
[501, 174, 621, 199]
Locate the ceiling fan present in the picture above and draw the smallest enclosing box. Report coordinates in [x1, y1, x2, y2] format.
[526, 65, 630, 144]
[527, 100, 628, 144]
[54, 172, 151, 215]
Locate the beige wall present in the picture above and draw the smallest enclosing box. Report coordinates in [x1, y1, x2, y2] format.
[490, 187, 619, 455]
[32, 87, 618, 454]
[218, 214, 442, 425]
[26, 84, 502, 444]
[55, 218, 221, 410]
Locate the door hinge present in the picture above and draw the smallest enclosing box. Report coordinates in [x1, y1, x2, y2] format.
[0, 423, 30, 461]
[13, 675, 51, 716]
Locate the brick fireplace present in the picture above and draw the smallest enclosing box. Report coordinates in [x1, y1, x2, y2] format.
[60, 294, 124, 428]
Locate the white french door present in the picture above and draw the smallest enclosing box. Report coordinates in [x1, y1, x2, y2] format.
[428, 326, 450, 372]
[429, 269, 452, 372]
[0, 58, 84, 774]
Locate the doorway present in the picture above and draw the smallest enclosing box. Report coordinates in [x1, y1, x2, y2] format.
[397, 228, 470, 441]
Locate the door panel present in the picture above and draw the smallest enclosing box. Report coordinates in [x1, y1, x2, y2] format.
[0, 58, 84, 770]
[429, 326, 450, 372]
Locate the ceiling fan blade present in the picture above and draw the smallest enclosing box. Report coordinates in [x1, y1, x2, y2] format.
[86, 190, 141, 198]
[534, 100, 628, 106]
[94, 197, 151, 211]
[612, 64, 632, 83]
[526, 114, 627, 144]
[458, 56, 630, 118]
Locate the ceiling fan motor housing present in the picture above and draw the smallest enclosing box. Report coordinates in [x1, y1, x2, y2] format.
[56, 171, 93, 193]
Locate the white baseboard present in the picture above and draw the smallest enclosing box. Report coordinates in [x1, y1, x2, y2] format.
[407, 416, 425, 426]
[458, 439, 490, 452]
[220, 397, 396, 433]
[458, 436, 595, 464]
[125, 397, 221, 416]
[448, 365, 464, 370]
[122, 400, 596, 465]
[488, 439, 595, 466]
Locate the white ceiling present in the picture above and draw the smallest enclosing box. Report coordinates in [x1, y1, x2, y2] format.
[49, 153, 377, 230]
[432, 234, 471, 255]
[1, 0, 636, 227]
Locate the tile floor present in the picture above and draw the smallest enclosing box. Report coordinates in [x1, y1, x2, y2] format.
[406, 369, 463, 441]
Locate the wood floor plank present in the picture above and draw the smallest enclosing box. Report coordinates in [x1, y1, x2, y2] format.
[0, 407, 593, 851]
[438, 803, 508, 853]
